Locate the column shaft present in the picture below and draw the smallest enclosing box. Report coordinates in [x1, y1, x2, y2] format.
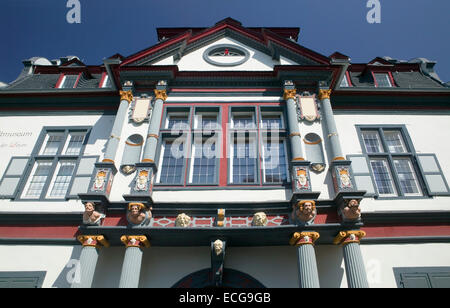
[104, 99, 130, 162]
[343, 242, 369, 288]
[320, 96, 343, 160]
[286, 97, 304, 160]
[71, 246, 99, 288]
[119, 246, 144, 288]
[297, 244, 320, 288]
[142, 98, 164, 162]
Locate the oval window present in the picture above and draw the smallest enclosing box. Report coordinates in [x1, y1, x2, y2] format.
[203, 44, 250, 67]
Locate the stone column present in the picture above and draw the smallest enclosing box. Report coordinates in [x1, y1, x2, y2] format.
[290, 232, 320, 288]
[71, 235, 109, 288]
[318, 89, 344, 162]
[119, 235, 150, 288]
[103, 90, 133, 164]
[141, 86, 167, 163]
[334, 230, 369, 288]
[283, 82, 305, 161]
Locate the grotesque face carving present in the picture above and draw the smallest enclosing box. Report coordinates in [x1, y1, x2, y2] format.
[175, 213, 191, 227]
[252, 212, 268, 226]
[342, 199, 361, 220]
[292, 200, 316, 223]
[213, 239, 224, 256]
[84, 202, 95, 213]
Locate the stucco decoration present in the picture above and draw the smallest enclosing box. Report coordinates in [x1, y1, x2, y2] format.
[297, 95, 320, 122]
[340, 199, 362, 221]
[129, 97, 152, 124]
[134, 169, 150, 191]
[291, 200, 316, 226]
[293, 166, 310, 191]
[251, 212, 268, 226]
[213, 239, 224, 256]
[82, 202, 105, 226]
[127, 203, 152, 227]
[175, 213, 192, 227]
[338, 167, 353, 189]
[92, 170, 108, 191]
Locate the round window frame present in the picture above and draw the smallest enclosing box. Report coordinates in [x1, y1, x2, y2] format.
[203, 44, 250, 67]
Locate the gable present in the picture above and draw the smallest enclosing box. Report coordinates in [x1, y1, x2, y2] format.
[153, 36, 292, 71]
[120, 19, 330, 70]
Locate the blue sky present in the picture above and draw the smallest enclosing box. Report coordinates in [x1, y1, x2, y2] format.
[1, 0, 449, 83]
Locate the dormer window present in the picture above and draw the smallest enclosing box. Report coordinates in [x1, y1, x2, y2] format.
[340, 72, 352, 88]
[58, 74, 79, 89]
[374, 73, 394, 88]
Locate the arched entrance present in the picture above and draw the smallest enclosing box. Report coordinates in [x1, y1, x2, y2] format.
[172, 268, 266, 288]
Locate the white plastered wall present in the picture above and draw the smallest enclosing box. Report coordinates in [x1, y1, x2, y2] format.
[334, 112, 450, 212]
[0, 113, 113, 213]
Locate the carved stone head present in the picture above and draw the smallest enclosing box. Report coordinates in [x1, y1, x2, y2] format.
[175, 213, 191, 227]
[213, 239, 224, 256]
[292, 200, 316, 225]
[341, 199, 361, 221]
[252, 212, 268, 227]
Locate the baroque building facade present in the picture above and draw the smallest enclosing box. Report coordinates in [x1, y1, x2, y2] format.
[0, 18, 449, 288]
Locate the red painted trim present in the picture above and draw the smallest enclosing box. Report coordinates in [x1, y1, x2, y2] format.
[388, 71, 397, 87]
[363, 224, 450, 238]
[170, 88, 282, 93]
[220, 105, 229, 187]
[55, 73, 65, 89]
[73, 72, 82, 88]
[98, 72, 107, 89]
[0, 225, 79, 239]
[345, 71, 353, 87]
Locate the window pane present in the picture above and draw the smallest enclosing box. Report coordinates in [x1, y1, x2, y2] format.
[190, 141, 217, 184]
[61, 75, 78, 89]
[361, 131, 384, 153]
[263, 140, 287, 183]
[393, 158, 422, 195]
[158, 140, 185, 184]
[232, 114, 254, 129]
[261, 114, 282, 129]
[370, 159, 397, 196]
[42, 134, 64, 155]
[201, 116, 218, 130]
[232, 139, 257, 183]
[167, 115, 189, 130]
[49, 161, 76, 197]
[374, 73, 392, 87]
[65, 133, 85, 155]
[384, 130, 407, 153]
[25, 161, 52, 198]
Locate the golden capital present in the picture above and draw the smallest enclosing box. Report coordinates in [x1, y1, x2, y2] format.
[119, 90, 133, 103]
[289, 232, 320, 246]
[120, 235, 150, 248]
[283, 89, 297, 100]
[77, 235, 110, 248]
[318, 89, 332, 100]
[333, 230, 366, 246]
[154, 89, 168, 101]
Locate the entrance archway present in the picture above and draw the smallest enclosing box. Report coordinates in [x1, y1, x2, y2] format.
[172, 268, 266, 288]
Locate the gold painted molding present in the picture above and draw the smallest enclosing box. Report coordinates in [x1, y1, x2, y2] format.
[289, 232, 320, 246]
[332, 156, 346, 161]
[119, 90, 133, 103]
[154, 89, 168, 101]
[141, 158, 154, 163]
[292, 157, 306, 161]
[333, 230, 366, 245]
[77, 235, 110, 248]
[289, 132, 301, 138]
[120, 235, 151, 248]
[283, 89, 297, 100]
[318, 89, 332, 100]
[147, 134, 159, 140]
[102, 158, 115, 164]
